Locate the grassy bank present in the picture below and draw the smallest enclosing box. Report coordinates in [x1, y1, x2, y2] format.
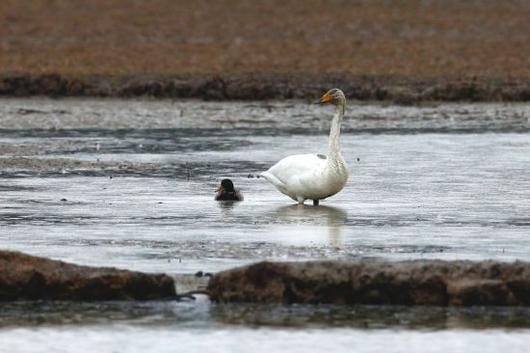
[1, 0, 529, 100]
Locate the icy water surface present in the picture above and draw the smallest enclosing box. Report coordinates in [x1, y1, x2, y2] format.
[0, 98, 529, 352]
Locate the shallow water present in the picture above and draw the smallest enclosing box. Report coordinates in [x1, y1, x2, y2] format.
[0, 98, 529, 351]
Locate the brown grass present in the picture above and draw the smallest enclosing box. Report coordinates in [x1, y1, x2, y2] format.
[1, 0, 529, 79]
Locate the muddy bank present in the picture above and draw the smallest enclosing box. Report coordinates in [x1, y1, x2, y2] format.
[0, 157, 114, 172]
[0, 156, 158, 175]
[1, 73, 529, 103]
[0, 251, 175, 300]
[208, 260, 530, 306]
[2, 251, 530, 305]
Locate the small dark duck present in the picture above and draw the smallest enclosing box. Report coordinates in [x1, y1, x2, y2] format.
[215, 179, 244, 201]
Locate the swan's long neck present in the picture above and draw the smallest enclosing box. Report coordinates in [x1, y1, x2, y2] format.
[328, 102, 345, 163]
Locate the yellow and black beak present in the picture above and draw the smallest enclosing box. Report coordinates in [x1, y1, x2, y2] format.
[314, 92, 333, 105]
[215, 185, 224, 193]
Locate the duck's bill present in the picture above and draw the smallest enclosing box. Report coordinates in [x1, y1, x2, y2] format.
[215, 186, 223, 193]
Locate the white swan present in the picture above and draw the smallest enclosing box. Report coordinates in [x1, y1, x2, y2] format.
[261, 88, 349, 205]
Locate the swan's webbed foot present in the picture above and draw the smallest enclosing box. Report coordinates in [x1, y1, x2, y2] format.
[313, 199, 319, 206]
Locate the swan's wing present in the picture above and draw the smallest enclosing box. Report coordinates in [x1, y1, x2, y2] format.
[266, 153, 327, 181]
[261, 154, 327, 195]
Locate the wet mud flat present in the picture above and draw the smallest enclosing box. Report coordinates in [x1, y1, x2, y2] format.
[0, 98, 529, 272]
[1, 98, 530, 351]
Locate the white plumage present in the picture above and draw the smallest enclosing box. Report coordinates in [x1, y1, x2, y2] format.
[261, 88, 349, 205]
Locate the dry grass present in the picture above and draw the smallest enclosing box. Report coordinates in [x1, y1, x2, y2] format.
[1, 0, 529, 79]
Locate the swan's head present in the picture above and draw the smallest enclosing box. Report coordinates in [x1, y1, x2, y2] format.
[316, 88, 346, 106]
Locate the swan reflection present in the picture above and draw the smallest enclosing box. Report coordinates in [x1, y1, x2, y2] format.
[271, 204, 347, 247]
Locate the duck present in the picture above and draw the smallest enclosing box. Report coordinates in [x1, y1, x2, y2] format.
[261, 88, 349, 206]
[215, 179, 244, 201]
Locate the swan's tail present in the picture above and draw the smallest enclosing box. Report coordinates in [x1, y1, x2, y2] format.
[260, 171, 296, 200]
[260, 171, 278, 185]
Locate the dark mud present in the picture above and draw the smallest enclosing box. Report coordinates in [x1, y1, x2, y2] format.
[208, 260, 530, 306]
[0, 250, 175, 300]
[1, 73, 529, 103]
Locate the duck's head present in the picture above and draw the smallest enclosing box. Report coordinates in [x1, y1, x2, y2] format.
[315, 88, 346, 106]
[216, 179, 235, 193]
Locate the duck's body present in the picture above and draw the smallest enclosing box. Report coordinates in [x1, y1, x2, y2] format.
[261, 88, 349, 205]
[215, 179, 243, 201]
[215, 190, 243, 201]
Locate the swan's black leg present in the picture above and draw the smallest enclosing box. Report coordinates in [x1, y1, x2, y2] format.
[313, 199, 319, 206]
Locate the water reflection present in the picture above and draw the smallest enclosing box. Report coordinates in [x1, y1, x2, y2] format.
[270, 205, 348, 247]
[211, 303, 530, 329]
[217, 201, 239, 211]
[1, 300, 529, 330]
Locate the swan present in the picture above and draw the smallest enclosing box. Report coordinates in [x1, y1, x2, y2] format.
[261, 88, 349, 205]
